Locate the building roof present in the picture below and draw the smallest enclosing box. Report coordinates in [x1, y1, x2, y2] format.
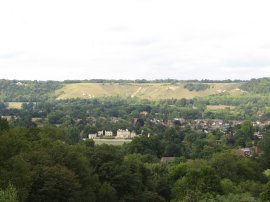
[160, 157, 176, 163]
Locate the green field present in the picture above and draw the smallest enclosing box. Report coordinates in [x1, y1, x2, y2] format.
[56, 82, 244, 100]
[7, 102, 23, 109]
[93, 139, 132, 145]
[207, 105, 235, 110]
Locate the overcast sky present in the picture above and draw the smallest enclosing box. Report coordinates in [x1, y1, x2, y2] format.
[0, 0, 270, 81]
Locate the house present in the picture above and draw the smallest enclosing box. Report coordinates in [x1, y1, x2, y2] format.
[254, 131, 263, 139]
[211, 119, 223, 128]
[116, 129, 137, 139]
[1, 116, 14, 121]
[236, 148, 253, 157]
[150, 118, 161, 124]
[165, 120, 174, 127]
[130, 131, 137, 138]
[232, 120, 243, 126]
[132, 118, 144, 127]
[160, 157, 176, 163]
[116, 129, 130, 139]
[111, 117, 120, 123]
[220, 123, 230, 132]
[88, 134, 97, 139]
[104, 130, 113, 137]
[174, 118, 186, 125]
[140, 111, 148, 116]
[16, 82, 24, 86]
[97, 131, 104, 137]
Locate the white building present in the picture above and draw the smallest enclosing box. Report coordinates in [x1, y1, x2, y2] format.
[255, 131, 263, 139]
[116, 129, 130, 138]
[130, 131, 137, 138]
[104, 130, 113, 137]
[88, 134, 97, 139]
[97, 131, 104, 137]
[116, 129, 137, 139]
[16, 82, 24, 86]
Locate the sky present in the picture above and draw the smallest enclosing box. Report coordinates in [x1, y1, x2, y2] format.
[0, 0, 270, 81]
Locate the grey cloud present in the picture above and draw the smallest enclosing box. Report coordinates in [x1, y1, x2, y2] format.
[105, 26, 129, 32]
[136, 52, 176, 66]
[129, 38, 156, 47]
[259, 44, 270, 49]
[223, 58, 270, 68]
[0, 51, 24, 60]
[135, 0, 153, 3]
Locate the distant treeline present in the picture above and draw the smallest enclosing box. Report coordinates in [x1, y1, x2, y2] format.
[240, 78, 270, 94]
[63, 79, 245, 84]
[184, 83, 210, 91]
[0, 79, 62, 102]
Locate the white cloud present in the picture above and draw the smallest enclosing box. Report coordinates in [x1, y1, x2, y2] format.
[0, 0, 270, 80]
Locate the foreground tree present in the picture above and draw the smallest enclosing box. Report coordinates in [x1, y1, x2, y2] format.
[0, 184, 18, 202]
[27, 165, 81, 202]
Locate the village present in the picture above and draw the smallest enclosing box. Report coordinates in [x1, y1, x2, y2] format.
[82, 116, 268, 145]
[87, 129, 142, 140]
[2, 111, 268, 143]
[150, 117, 268, 137]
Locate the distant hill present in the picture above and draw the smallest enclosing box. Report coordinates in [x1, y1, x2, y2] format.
[55, 82, 244, 100]
[1, 78, 269, 101]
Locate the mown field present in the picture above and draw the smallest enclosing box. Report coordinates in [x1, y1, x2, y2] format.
[93, 139, 132, 145]
[7, 102, 23, 109]
[56, 82, 244, 100]
[206, 105, 235, 110]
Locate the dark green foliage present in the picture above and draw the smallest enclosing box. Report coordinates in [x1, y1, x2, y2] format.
[234, 120, 255, 147]
[0, 184, 18, 202]
[240, 78, 270, 94]
[0, 80, 61, 102]
[47, 110, 65, 124]
[140, 191, 166, 202]
[259, 130, 270, 168]
[0, 82, 270, 202]
[171, 164, 221, 201]
[97, 183, 117, 202]
[144, 163, 170, 200]
[0, 118, 9, 131]
[0, 102, 7, 110]
[62, 79, 243, 84]
[127, 136, 164, 157]
[167, 148, 268, 201]
[28, 165, 81, 202]
[0, 127, 99, 201]
[12, 112, 36, 128]
[202, 193, 258, 202]
[260, 181, 270, 201]
[184, 83, 210, 91]
[0, 121, 269, 201]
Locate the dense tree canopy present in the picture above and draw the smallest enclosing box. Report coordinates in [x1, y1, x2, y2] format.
[0, 78, 270, 201]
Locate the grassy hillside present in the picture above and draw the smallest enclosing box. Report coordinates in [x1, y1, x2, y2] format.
[56, 82, 244, 100]
[7, 102, 23, 109]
